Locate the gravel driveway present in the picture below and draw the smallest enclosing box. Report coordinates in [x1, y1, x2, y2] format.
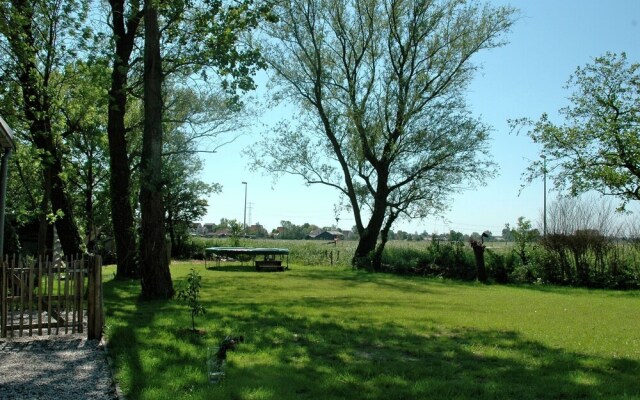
[0, 335, 118, 400]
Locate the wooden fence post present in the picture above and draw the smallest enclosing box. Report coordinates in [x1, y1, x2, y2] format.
[87, 255, 103, 340]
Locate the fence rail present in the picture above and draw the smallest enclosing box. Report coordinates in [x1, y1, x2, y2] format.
[0, 255, 102, 339]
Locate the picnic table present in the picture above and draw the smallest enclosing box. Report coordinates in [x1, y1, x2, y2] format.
[204, 247, 290, 271]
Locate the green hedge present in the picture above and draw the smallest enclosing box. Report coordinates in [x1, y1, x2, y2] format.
[181, 236, 640, 289]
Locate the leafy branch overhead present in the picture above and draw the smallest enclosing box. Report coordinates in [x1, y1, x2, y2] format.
[162, 0, 277, 92]
[513, 52, 640, 211]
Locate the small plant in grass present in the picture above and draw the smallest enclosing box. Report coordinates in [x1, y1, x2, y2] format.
[176, 268, 206, 332]
[208, 335, 244, 383]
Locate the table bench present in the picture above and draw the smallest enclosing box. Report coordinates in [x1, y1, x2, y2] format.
[254, 260, 284, 272]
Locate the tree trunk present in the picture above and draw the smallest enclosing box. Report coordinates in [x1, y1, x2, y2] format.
[470, 240, 488, 283]
[352, 196, 388, 270]
[31, 129, 83, 257]
[50, 154, 83, 256]
[353, 229, 376, 270]
[139, 1, 174, 299]
[371, 237, 386, 272]
[167, 209, 176, 256]
[24, 101, 82, 258]
[371, 213, 397, 272]
[84, 163, 94, 253]
[352, 169, 390, 271]
[37, 167, 52, 257]
[107, 0, 142, 279]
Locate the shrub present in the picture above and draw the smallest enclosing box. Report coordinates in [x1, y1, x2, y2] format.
[176, 268, 206, 331]
[380, 246, 426, 275]
[380, 240, 477, 280]
[485, 250, 513, 284]
[184, 236, 640, 289]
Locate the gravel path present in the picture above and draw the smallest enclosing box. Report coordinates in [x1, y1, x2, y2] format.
[0, 335, 118, 400]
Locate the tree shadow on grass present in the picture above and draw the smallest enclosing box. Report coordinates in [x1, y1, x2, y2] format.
[103, 277, 640, 400]
[205, 264, 258, 272]
[102, 279, 154, 399]
[198, 266, 405, 296]
[223, 308, 640, 400]
[509, 282, 640, 299]
[103, 278, 213, 399]
[271, 267, 442, 295]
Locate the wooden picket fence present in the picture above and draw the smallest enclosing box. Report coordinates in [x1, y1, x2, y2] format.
[0, 255, 103, 339]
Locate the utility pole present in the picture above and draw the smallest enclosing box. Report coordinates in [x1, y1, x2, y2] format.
[247, 202, 253, 227]
[242, 181, 247, 231]
[541, 154, 547, 236]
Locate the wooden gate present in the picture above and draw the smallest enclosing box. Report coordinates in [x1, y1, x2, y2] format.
[0, 255, 103, 339]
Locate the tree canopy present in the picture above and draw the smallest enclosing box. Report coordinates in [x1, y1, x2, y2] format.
[250, 0, 516, 270]
[0, 0, 94, 256]
[0, 0, 269, 298]
[516, 52, 640, 211]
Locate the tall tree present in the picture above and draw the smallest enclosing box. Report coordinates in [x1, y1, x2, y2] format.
[0, 0, 90, 256]
[251, 0, 516, 270]
[515, 52, 640, 211]
[140, 0, 173, 298]
[137, 0, 274, 297]
[106, 0, 144, 278]
[105, 0, 272, 282]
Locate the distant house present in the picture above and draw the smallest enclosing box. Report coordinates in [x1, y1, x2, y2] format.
[271, 226, 286, 238]
[247, 223, 268, 237]
[203, 223, 216, 236]
[306, 230, 344, 241]
[213, 229, 230, 238]
[190, 222, 204, 235]
[306, 228, 323, 238]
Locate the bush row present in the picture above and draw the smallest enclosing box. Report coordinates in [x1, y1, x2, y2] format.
[380, 238, 640, 289]
[178, 236, 640, 289]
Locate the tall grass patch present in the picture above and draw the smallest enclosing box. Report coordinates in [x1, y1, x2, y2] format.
[190, 237, 356, 267]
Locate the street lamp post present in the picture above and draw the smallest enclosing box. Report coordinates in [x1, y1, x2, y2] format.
[242, 181, 247, 231]
[541, 154, 547, 236]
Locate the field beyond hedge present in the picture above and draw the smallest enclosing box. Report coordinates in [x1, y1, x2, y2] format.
[104, 261, 640, 400]
[184, 237, 640, 289]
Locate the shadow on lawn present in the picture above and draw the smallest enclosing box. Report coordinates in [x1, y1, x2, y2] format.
[206, 265, 443, 295]
[205, 264, 258, 272]
[294, 267, 464, 294]
[221, 307, 640, 400]
[104, 276, 640, 400]
[102, 279, 155, 399]
[103, 278, 209, 398]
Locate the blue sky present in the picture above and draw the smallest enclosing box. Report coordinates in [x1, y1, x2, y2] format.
[198, 0, 640, 235]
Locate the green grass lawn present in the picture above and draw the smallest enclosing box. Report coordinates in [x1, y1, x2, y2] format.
[103, 261, 640, 400]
